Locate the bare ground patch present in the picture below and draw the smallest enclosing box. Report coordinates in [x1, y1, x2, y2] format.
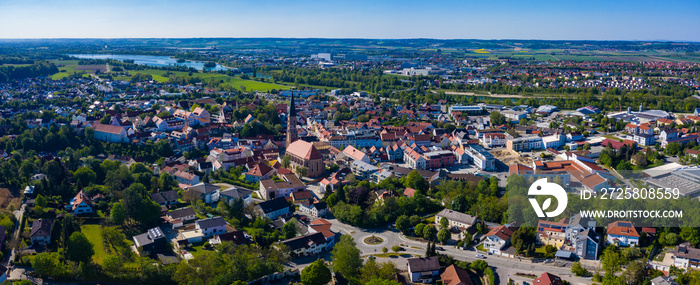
[490, 149, 533, 167]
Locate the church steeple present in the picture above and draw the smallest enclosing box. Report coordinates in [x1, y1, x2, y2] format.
[288, 91, 297, 117]
[286, 92, 298, 147]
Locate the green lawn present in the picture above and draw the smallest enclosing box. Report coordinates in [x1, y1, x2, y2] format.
[82, 224, 108, 264]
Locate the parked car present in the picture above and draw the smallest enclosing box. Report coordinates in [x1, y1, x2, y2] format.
[476, 254, 486, 259]
[437, 247, 445, 251]
[544, 259, 554, 264]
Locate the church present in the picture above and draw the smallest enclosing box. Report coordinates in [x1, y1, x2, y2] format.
[285, 92, 325, 177]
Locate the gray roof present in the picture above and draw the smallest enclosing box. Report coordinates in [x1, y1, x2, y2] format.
[407, 256, 440, 272]
[186, 183, 220, 194]
[196, 216, 226, 229]
[436, 209, 477, 226]
[30, 219, 52, 238]
[133, 227, 165, 247]
[257, 197, 289, 214]
[167, 207, 196, 220]
[650, 276, 679, 285]
[676, 243, 700, 261]
[149, 190, 179, 204]
[219, 186, 253, 200]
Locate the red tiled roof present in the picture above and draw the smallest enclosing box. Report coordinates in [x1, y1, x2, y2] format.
[533, 272, 564, 285]
[287, 140, 322, 160]
[404, 188, 417, 198]
[93, 123, 124, 135]
[607, 221, 639, 237]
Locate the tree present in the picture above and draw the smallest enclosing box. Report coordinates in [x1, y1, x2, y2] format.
[110, 202, 127, 225]
[438, 228, 451, 244]
[331, 236, 363, 281]
[451, 194, 469, 213]
[471, 259, 489, 272]
[490, 111, 506, 125]
[439, 216, 449, 230]
[282, 218, 299, 239]
[395, 215, 410, 234]
[300, 259, 332, 285]
[571, 261, 591, 277]
[414, 223, 426, 237]
[103, 254, 123, 276]
[404, 170, 428, 194]
[382, 247, 388, 254]
[66, 232, 94, 263]
[35, 194, 47, 208]
[423, 225, 437, 241]
[32, 252, 68, 278]
[392, 245, 401, 253]
[73, 167, 97, 187]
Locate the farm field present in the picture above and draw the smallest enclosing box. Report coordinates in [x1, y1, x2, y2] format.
[50, 60, 80, 80]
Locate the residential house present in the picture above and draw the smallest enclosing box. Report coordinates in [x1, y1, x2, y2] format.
[174, 171, 200, 186]
[673, 243, 700, 269]
[219, 186, 254, 206]
[133, 227, 167, 253]
[536, 220, 567, 248]
[308, 218, 337, 251]
[281, 232, 328, 258]
[165, 207, 197, 228]
[184, 183, 220, 204]
[575, 229, 600, 260]
[255, 197, 290, 220]
[245, 162, 275, 183]
[291, 190, 313, 204]
[606, 221, 640, 247]
[30, 219, 52, 245]
[566, 214, 596, 241]
[435, 209, 478, 232]
[484, 225, 514, 255]
[299, 201, 328, 217]
[651, 276, 680, 285]
[441, 264, 473, 285]
[149, 190, 179, 207]
[407, 256, 440, 283]
[67, 190, 94, 215]
[533, 272, 564, 285]
[258, 174, 305, 200]
[481, 133, 506, 148]
[196, 216, 227, 238]
[208, 230, 251, 247]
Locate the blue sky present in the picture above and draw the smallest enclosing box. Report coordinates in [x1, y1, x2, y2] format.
[0, 0, 698, 41]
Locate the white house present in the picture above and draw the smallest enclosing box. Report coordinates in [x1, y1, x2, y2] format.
[67, 190, 94, 215]
[484, 225, 514, 255]
[407, 257, 440, 283]
[435, 209, 478, 231]
[299, 201, 328, 217]
[196, 216, 227, 238]
[184, 183, 220, 204]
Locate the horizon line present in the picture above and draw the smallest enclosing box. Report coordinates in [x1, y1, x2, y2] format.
[0, 37, 698, 44]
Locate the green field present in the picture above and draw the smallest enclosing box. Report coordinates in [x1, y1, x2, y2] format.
[82, 224, 108, 264]
[220, 77, 291, 92]
[50, 60, 80, 80]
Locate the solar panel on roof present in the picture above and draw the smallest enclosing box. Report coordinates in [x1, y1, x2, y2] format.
[619, 222, 632, 228]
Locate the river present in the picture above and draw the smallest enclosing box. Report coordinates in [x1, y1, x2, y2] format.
[69, 54, 229, 71]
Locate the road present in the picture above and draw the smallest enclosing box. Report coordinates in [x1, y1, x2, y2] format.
[318, 216, 594, 285]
